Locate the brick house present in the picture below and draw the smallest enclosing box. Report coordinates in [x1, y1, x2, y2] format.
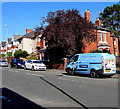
[17, 29, 46, 60]
[11, 35, 23, 56]
[0, 42, 7, 55]
[17, 29, 35, 54]
[31, 31, 46, 60]
[83, 10, 119, 56]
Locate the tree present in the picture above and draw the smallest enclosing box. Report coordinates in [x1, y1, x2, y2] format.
[37, 9, 96, 63]
[14, 50, 29, 58]
[7, 52, 12, 57]
[99, 3, 120, 53]
[0, 54, 6, 59]
[99, 4, 120, 36]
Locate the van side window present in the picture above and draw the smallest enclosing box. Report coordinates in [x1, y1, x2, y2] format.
[74, 55, 79, 62]
[70, 55, 79, 62]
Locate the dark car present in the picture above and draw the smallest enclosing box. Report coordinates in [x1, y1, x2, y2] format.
[10, 59, 25, 68]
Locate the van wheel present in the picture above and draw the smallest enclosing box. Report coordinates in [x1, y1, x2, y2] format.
[66, 69, 70, 74]
[70, 69, 75, 75]
[90, 70, 97, 78]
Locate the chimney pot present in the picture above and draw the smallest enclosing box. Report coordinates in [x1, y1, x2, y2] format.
[26, 29, 33, 34]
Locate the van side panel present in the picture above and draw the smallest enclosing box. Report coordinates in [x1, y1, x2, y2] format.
[66, 53, 116, 76]
[75, 62, 89, 74]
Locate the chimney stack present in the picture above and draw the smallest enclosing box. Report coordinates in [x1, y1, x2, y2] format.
[26, 29, 33, 34]
[84, 9, 91, 22]
[95, 18, 101, 26]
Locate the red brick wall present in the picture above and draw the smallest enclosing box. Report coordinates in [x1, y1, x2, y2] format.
[84, 10, 90, 21]
[26, 29, 32, 34]
[82, 39, 97, 53]
[7, 47, 12, 50]
[40, 39, 44, 49]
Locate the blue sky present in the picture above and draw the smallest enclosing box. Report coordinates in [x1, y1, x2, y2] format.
[1, 2, 118, 42]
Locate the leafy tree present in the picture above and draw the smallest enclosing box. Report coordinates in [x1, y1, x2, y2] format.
[36, 9, 96, 63]
[99, 3, 120, 53]
[90, 49, 103, 53]
[7, 52, 12, 57]
[14, 50, 29, 58]
[0, 54, 6, 58]
[99, 4, 120, 36]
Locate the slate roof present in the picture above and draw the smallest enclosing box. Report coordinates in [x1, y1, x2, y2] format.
[95, 25, 110, 32]
[7, 38, 12, 43]
[13, 35, 23, 40]
[23, 31, 35, 38]
[1, 42, 6, 47]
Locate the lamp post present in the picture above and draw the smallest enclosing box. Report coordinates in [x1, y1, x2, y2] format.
[4, 24, 8, 39]
[4, 24, 8, 58]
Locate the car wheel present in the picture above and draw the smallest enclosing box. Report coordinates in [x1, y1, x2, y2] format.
[10, 65, 13, 68]
[24, 65, 26, 70]
[17, 65, 20, 68]
[32, 66, 34, 71]
[90, 70, 97, 78]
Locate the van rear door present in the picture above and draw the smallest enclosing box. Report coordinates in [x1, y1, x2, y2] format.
[103, 54, 116, 74]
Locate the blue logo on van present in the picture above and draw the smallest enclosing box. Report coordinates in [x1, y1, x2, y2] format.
[79, 65, 88, 68]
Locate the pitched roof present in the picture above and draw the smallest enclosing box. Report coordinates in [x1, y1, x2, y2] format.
[23, 31, 35, 38]
[95, 25, 110, 32]
[1, 42, 6, 47]
[7, 38, 12, 43]
[13, 35, 23, 40]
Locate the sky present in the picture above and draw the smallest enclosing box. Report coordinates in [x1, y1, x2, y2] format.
[1, 1, 118, 42]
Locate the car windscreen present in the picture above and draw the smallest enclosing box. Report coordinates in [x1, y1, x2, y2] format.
[17, 59, 24, 63]
[1, 60, 7, 62]
[33, 61, 42, 63]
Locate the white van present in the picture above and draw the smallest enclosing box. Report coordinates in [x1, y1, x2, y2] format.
[66, 53, 116, 77]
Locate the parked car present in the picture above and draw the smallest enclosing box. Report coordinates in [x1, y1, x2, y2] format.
[24, 60, 46, 71]
[66, 53, 116, 77]
[10, 59, 25, 68]
[0, 60, 8, 67]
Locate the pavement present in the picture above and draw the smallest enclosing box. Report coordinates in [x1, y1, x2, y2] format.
[50, 69, 119, 79]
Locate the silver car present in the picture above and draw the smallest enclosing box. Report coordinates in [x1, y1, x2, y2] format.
[0, 60, 8, 67]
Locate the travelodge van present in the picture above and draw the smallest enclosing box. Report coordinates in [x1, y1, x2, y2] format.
[66, 53, 116, 77]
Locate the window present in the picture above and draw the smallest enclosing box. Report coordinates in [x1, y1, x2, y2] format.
[70, 55, 79, 62]
[27, 60, 32, 63]
[33, 61, 42, 63]
[100, 32, 102, 41]
[103, 33, 106, 42]
[114, 39, 116, 45]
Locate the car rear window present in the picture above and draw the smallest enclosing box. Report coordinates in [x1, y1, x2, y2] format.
[33, 61, 42, 63]
[17, 59, 24, 62]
